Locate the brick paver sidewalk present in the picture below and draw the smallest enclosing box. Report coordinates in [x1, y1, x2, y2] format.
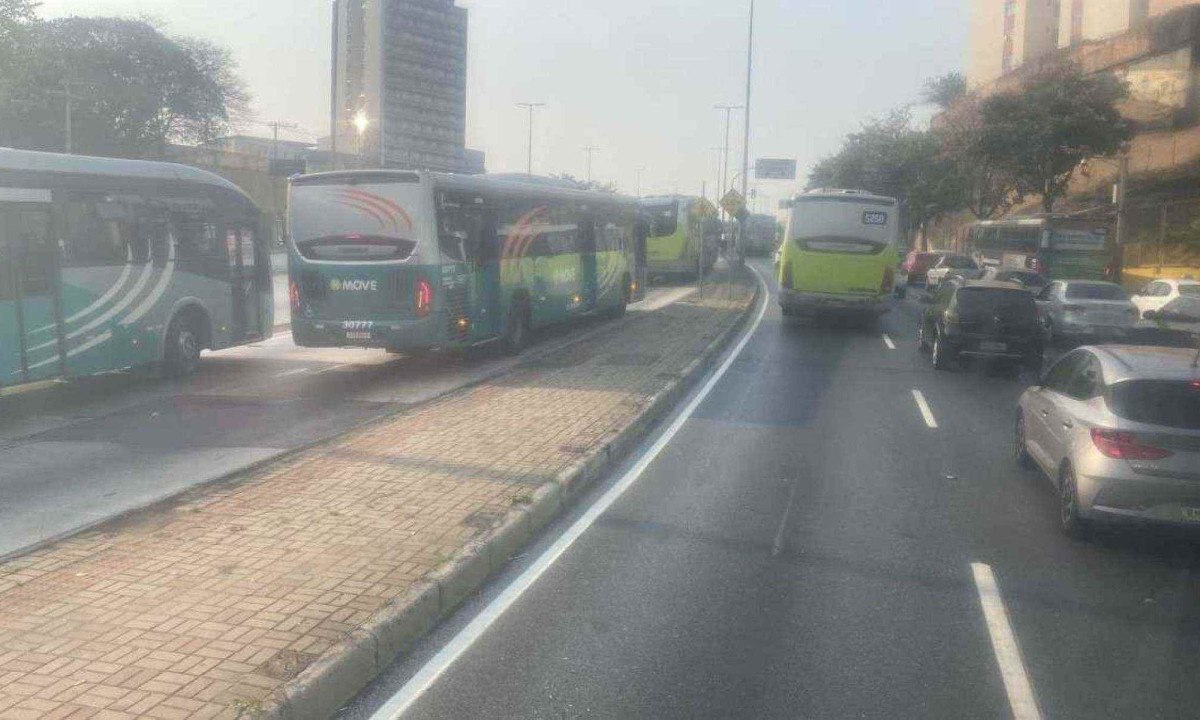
[0, 273, 754, 719]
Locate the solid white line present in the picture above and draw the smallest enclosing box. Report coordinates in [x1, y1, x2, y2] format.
[315, 363, 352, 375]
[911, 389, 938, 429]
[771, 481, 799, 558]
[971, 563, 1042, 720]
[368, 267, 769, 720]
[882, 333, 896, 350]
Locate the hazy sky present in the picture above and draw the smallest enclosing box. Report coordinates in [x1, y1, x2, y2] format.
[39, 0, 966, 205]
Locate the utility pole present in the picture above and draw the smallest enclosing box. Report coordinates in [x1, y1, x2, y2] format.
[636, 167, 645, 199]
[517, 102, 545, 175]
[714, 105, 743, 212]
[583, 145, 600, 183]
[330, 0, 341, 170]
[53, 80, 89, 154]
[1115, 153, 1130, 248]
[740, 0, 756, 203]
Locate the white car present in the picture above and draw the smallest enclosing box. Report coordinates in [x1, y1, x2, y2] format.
[1131, 278, 1200, 319]
[924, 254, 981, 291]
[1035, 280, 1140, 344]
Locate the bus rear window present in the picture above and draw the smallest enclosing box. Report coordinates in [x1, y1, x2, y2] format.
[1110, 380, 1200, 430]
[1051, 229, 1107, 251]
[297, 235, 416, 262]
[798, 236, 885, 255]
[645, 203, 678, 238]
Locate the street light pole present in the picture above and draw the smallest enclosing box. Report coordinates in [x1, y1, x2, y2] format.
[583, 145, 600, 183]
[517, 102, 545, 175]
[714, 105, 743, 210]
[636, 167, 645, 199]
[740, 0, 755, 202]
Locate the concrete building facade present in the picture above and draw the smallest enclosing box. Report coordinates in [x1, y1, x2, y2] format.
[332, 0, 475, 173]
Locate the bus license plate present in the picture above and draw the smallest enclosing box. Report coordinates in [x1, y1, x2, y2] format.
[1182, 508, 1200, 523]
[980, 341, 1007, 352]
[346, 331, 372, 341]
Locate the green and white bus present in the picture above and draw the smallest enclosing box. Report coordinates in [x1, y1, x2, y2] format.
[639, 195, 720, 279]
[287, 171, 640, 354]
[964, 216, 1115, 281]
[1, 149, 273, 388]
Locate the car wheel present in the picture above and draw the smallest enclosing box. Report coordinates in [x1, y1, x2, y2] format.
[1059, 465, 1089, 539]
[501, 300, 530, 355]
[1014, 413, 1035, 469]
[164, 314, 203, 377]
[931, 329, 953, 370]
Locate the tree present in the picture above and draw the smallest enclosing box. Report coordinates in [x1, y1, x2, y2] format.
[923, 72, 967, 110]
[978, 62, 1131, 213]
[937, 94, 1020, 219]
[0, 15, 249, 157]
[552, 174, 619, 194]
[808, 108, 965, 239]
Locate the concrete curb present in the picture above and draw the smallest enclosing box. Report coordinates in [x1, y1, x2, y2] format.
[264, 272, 763, 719]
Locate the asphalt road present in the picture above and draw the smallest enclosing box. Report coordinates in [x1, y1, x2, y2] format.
[346, 258, 1200, 720]
[0, 285, 694, 558]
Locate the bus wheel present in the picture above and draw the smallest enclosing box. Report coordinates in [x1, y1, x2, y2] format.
[164, 313, 204, 377]
[610, 278, 630, 319]
[502, 300, 530, 355]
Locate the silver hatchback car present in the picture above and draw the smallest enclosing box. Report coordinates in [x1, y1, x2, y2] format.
[1015, 345, 1200, 536]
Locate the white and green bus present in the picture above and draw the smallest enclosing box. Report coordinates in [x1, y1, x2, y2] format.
[639, 195, 721, 279]
[1, 149, 273, 388]
[287, 171, 640, 354]
[777, 189, 900, 316]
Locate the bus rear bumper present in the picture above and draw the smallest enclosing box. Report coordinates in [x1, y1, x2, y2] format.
[290, 316, 462, 351]
[779, 290, 890, 315]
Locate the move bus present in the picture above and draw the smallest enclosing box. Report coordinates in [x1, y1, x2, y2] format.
[287, 171, 641, 354]
[964, 216, 1114, 281]
[1, 149, 273, 388]
[743, 213, 779, 256]
[777, 189, 900, 316]
[639, 195, 720, 278]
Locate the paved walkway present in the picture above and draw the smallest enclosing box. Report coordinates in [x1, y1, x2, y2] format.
[0, 274, 753, 719]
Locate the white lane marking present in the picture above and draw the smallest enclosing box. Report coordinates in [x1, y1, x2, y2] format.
[771, 480, 799, 558]
[882, 333, 896, 350]
[275, 368, 309, 378]
[368, 267, 769, 720]
[315, 363, 352, 375]
[911, 389, 938, 429]
[972, 563, 1042, 720]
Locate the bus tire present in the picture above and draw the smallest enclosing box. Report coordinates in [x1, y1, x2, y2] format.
[502, 299, 530, 355]
[164, 310, 206, 377]
[609, 276, 630, 319]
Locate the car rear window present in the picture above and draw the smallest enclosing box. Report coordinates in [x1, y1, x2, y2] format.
[956, 287, 1035, 314]
[944, 256, 975, 269]
[1066, 283, 1128, 301]
[997, 271, 1044, 286]
[1109, 380, 1200, 430]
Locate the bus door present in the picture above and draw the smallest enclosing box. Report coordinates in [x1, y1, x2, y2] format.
[579, 214, 598, 312]
[230, 223, 264, 340]
[438, 192, 499, 338]
[0, 200, 62, 384]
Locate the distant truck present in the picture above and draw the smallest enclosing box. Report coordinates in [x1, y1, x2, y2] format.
[742, 213, 779, 257]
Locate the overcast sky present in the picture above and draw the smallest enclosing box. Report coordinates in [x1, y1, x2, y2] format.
[39, 0, 966, 205]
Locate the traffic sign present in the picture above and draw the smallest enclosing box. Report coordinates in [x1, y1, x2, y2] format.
[755, 158, 797, 180]
[721, 189, 745, 217]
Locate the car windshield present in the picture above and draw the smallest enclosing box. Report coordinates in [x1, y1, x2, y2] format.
[1110, 380, 1200, 430]
[1066, 283, 1128, 301]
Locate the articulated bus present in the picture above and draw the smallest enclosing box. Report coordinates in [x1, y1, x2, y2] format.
[964, 216, 1114, 281]
[777, 189, 900, 316]
[1, 149, 273, 388]
[287, 171, 642, 354]
[639, 195, 720, 279]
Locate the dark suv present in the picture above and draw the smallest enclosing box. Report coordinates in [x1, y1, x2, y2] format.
[919, 279, 1043, 373]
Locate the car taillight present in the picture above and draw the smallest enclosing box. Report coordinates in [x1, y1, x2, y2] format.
[1063, 304, 1086, 313]
[781, 263, 793, 290]
[289, 281, 300, 312]
[1090, 429, 1173, 460]
[415, 277, 433, 316]
[882, 266, 895, 292]
[1028, 257, 1044, 274]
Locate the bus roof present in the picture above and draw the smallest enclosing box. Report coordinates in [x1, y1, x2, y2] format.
[291, 169, 638, 208]
[794, 188, 897, 206]
[0, 147, 250, 199]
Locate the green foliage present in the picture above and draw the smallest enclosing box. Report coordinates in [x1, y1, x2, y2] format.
[0, 15, 249, 157]
[937, 94, 1020, 220]
[922, 72, 967, 110]
[808, 108, 965, 237]
[978, 62, 1131, 213]
[553, 174, 619, 194]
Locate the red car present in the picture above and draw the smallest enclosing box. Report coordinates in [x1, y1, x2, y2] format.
[902, 251, 943, 286]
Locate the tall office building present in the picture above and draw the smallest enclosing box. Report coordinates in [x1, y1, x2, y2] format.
[332, 0, 472, 173]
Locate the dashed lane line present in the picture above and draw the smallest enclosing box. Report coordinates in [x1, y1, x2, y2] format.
[911, 389, 938, 429]
[972, 562, 1043, 720]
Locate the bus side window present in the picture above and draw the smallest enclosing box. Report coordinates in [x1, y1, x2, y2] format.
[62, 196, 131, 267]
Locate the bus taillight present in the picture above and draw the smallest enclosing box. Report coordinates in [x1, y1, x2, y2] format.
[289, 281, 300, 312]
[415, 277, 434, 317]
[1028, 257, 1044, 274]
